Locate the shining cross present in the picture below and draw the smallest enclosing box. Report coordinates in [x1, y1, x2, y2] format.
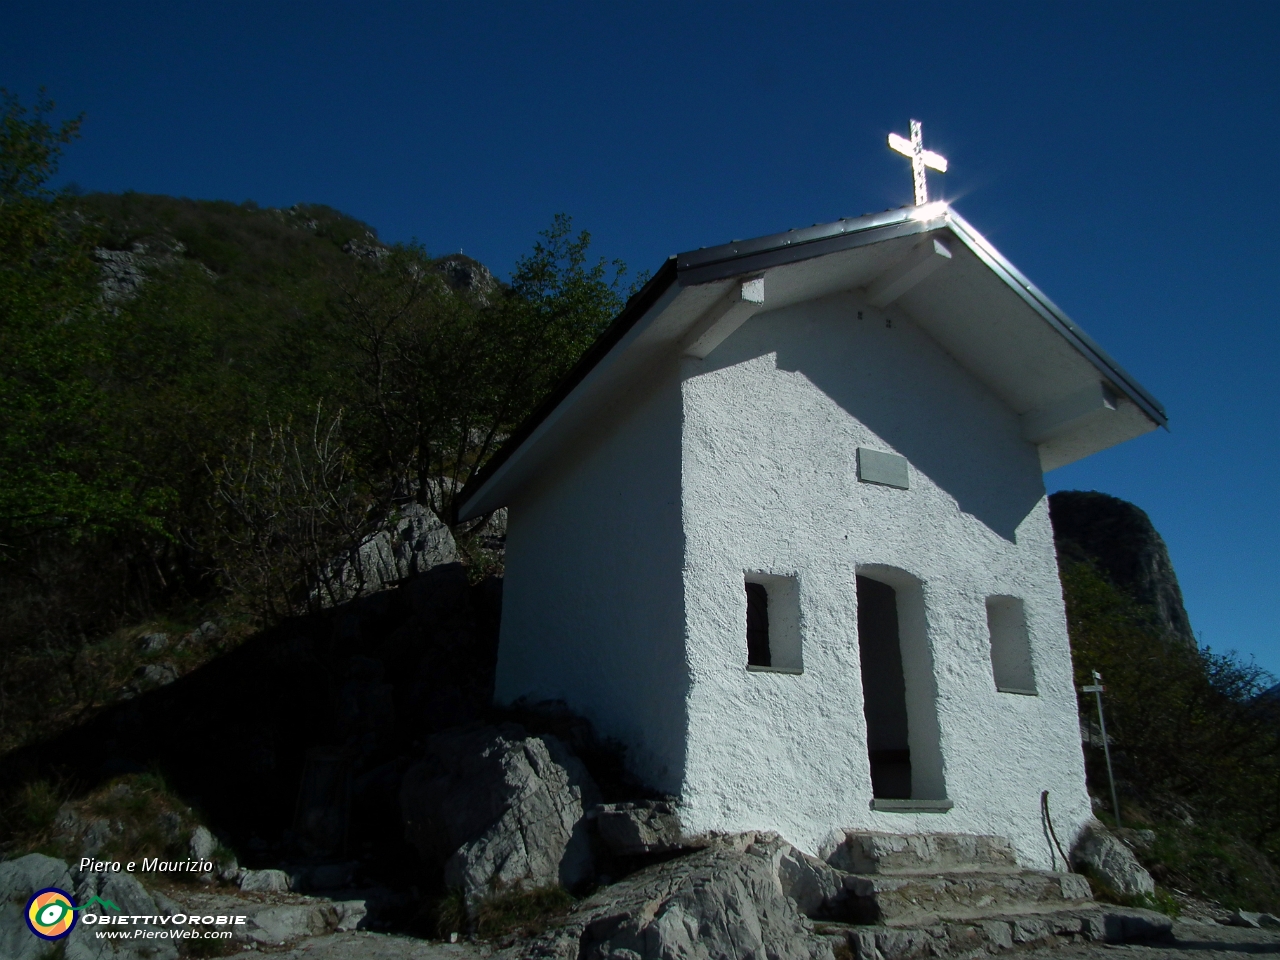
[888, 120, 948, 206]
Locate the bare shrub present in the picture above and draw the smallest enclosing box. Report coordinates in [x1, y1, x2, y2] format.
[207, 404, 378, 620]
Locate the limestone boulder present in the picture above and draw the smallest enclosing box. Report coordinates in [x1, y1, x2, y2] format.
[71, 867, 179, 959]
[0, 859, 273, 960]
[771, 839, 850, 919]
[0, 855, 77, 960]
[1071, 821, 1155, 897]
[503, 835, 833, 960]
[316, 502, 457, 605]
[595, 800, 691, 857]
[401, 724, 600, 909]
[239, 868, 292, 893]
[189, 824, 216, 862]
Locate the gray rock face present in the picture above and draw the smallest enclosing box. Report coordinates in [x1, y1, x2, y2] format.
[95, 242, 180, 303]
[1049, 491, 1195, 648]
[845, 906, 1172, 960]
[315, 502, 457, 606]
[772, 841, 850, 919]
[1224, 908, 1280, 928]
[239, 868, 292, 893]
[72, 869, 180, 958]
[1071, 821, 1155, 897]
[0, 859, 181, 960]
[401, 724, 599, 909]
[138, 632, 169, 653]
[0, 855, 76, 960]
[434, 255, 497, 303]
[135, 662, 178, 687]
[595, 801, 690, 857]
[189, 825, 216, 862]
[505, 836, 832, 960]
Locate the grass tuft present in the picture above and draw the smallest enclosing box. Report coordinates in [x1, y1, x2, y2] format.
[473, 884, 574, 939]
[432, 887, 468, 939]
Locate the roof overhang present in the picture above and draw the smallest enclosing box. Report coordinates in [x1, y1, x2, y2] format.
[458, 202, 1166, 521]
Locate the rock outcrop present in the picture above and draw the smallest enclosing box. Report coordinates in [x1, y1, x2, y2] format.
[595, 800, 691, 857]
[0, 853, 179, 960]
[434, 254, 497, 302]
[507, 835, 832, 960]
[1049, 490, 1195, 648]
[401, 724, 599, 910]
[1071, 821, 1156, 897]
[314, 502, 457, 606]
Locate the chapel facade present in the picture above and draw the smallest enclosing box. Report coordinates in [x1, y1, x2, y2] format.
[457, 203, 1165, 868]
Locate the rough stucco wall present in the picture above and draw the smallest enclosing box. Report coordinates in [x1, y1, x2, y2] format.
[678, 289, 1091, 869]
[494, 364, 689, 793]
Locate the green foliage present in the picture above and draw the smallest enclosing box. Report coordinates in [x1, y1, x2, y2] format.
[1, 778, 66, 848]
[336, 214, 634, 528]
[1139, 817, 1280, 912]
[1062, 558, 1280, 909]
[432, 887, 468, 938]
[0, 90, 165, 548]
[473, 884, 574, 939]
[1, 772, 206, 871]
[0, 90, 635, 761]
[0, 88, 82, 200]
[1064, 561, 1279, 833]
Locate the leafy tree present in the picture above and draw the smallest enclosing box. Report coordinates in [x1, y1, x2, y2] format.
[1063, 560, 1280, 842]
[0, 90, 167, 549]
[337, 214, 631, 529]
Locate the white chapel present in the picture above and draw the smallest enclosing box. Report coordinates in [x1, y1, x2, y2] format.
[456, 144, 1165, 868]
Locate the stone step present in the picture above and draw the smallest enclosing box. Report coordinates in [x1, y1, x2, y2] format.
[824, 906, 1173, 960]
[825, 831, 1020, 875]
[843, 869, 1094, 926]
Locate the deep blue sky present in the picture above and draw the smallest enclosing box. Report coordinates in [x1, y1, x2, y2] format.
[6, 3, 1279, 675]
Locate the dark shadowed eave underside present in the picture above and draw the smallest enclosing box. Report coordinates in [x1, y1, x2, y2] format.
[458, 205, 1167, 518]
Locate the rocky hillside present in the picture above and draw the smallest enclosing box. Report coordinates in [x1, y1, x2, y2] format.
[1049, 491, 1195, 648]
[1049, 492, 1280, 912]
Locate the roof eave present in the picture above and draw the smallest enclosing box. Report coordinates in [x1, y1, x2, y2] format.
[458, 203, 1167, 520]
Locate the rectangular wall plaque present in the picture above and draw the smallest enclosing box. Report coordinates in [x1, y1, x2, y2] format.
[858, 448, 909, 489]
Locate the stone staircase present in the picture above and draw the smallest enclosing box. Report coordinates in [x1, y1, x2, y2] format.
[827, 831, 1092, 926]
[816, 831, 1171, 958]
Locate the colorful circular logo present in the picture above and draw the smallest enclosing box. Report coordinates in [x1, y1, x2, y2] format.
[25, 887, 78, 941]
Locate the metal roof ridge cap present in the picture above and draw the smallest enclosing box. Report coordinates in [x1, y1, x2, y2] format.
[676, 206, 923, 271]
[943, 210, 1168, 427]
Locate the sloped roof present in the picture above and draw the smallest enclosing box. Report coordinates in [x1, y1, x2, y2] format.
[458, 203, 1165, 521]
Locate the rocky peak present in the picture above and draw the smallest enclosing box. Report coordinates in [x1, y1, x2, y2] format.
[1048, 490, 1195, 648]
[433, 253, 497, 302]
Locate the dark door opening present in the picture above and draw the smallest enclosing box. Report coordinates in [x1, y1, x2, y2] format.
[857, 574, 912, 799]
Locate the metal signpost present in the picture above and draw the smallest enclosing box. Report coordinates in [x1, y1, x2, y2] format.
[1082, 670, 1122, 829]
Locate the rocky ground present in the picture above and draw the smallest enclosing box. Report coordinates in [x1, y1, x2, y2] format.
[1026, 921, 1280, 960]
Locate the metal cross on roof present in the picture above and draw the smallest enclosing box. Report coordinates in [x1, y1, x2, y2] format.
[888, 120, 948, 206]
